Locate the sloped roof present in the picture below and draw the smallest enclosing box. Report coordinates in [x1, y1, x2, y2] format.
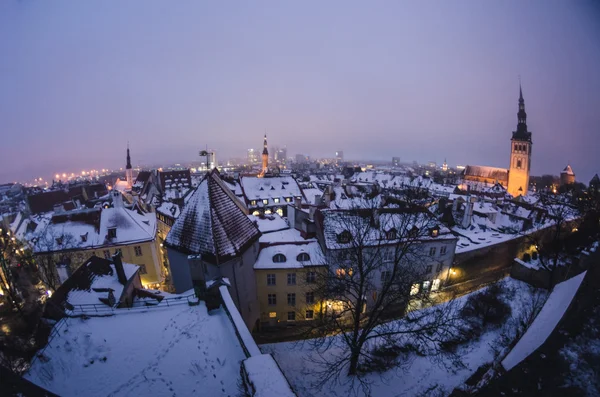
[165, 170, 261, 259]
[463, 165, 508, 182]
[561, 164, 575, 176]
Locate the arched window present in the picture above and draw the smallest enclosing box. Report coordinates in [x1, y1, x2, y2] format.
[337, 230, 352, 244]
[297, 253, 310, 262]
[273, 254, 287, 263]
[385, 228, 397, 240]
[517, 159, 522, 169]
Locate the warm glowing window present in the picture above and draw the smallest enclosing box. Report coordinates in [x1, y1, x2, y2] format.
[269, 312, 277, 318]
[263, 199, 269, 205]
[276, 208, 284, 216]
[410, 283, 420, 295]
[252, 210, 260, 216]
[431, 279, 441, 291]
[274, 198, 280, 203]
[251, 200, 257, 206]
[265, 209, 272, 215]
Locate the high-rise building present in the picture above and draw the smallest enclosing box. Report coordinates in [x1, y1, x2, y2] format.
[335, 151, 344, 163]
[507, 85, 532, 197]
[260, 134, 269, 177]
[247, 148, 259, 165]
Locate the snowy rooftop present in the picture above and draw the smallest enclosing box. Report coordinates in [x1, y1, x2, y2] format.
[240, 176, 305, 204]
[249, 213, 289, 233]
[243, 354, 296, 397]
[155, 201, 181, 219]
[165, 170, 261, 259]
[254, 241, 326, 270]
[26, 303, 246, 396]
[259, 228, 317, 244]
[67, 261, 139, 306]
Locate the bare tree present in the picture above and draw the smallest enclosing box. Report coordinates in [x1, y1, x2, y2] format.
[305, 198, 462, 391]
[519, 192, 579, 288]
[33, 231, 86, 291]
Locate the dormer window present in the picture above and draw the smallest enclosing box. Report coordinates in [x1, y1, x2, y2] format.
[262, 199, 269, 205]
[81, 232, 88, 243]
[337, 230, 352, 244]
[251, 200, 257, 206]
[408, 226, 419, 238]
[385, 228, 397, 240]
[274, 198, 280, 203]
[285, 197, 291, 203]
[273, 254, 287, 263]
[270, 186, 275, 190]
[297, 253, 310, 262]
[108, 227, 117, 239]
[56, 237, 63, 245]
[431, 227, 439, 238]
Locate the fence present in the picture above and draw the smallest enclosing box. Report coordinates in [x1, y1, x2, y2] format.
[65, 293, 198, 316]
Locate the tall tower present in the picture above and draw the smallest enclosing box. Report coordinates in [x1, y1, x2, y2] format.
[260, 134, 269, 177]
[507, 85, 532, 197]
[125, 144, 133, 189]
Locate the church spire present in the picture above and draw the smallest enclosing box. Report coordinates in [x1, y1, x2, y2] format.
[126, 143, 132, 170]
[512, 84, 531, 142]
[262, 134, 268, 155]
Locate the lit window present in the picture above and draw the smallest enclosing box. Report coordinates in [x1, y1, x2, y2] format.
[134, 246, 143, 256]
[287, 311, 296, 321]
[410, 283, 420, 295]
[297, 253, 310, 262]
[276, 208, 284, 216]
[306, 271, 316, 283]
[305, 292, 314, 304]
[274, 198, 280, 203]
[287, 273, 296, 285]
[263, 199, 269, 205]
[422, 280, 431, 290]
[269, 312, 277, 318]
[268, 294, 277, 305]
[267, 274, 276, 286]
[305, 310, 314, 319]
[431, 279, 441, 291]
[431, 228, 439, 237]
[265, 209, 272, 215]
[273, 254, 287, 263]
[251, 200, 257, 206]
[252, 210, 260, 216]
[287, 293, 296, 306]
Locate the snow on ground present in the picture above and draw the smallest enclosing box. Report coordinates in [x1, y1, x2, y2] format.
[502, 271, 586, 371]
[26, 303, 246, 397]
[262, 277, 543, 397]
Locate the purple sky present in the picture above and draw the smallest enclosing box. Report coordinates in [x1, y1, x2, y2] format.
[1, 1, 599, 184]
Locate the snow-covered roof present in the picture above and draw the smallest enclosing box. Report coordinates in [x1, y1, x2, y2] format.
[66, 261, 139, 306]
[155, 201, 181, 219]
[26, 301, 247, 396]
[240, 176, 305, 204]
[243, 354, 296, 397]
[502, 272, 586, 371]
[301, 188, 323, 204]
[561, 164, 575, 176]
[259, 228, 316, 244]
[254, 242, 325, 269]
[248, 213, 289, 233]
[165, 170, 261, 259]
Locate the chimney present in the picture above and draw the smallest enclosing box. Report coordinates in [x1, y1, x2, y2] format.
[309, 206, 316, 221]
[112, 190, 124, 208]
[294, 197, 302, 209]
[462, 196, 477, 229]
[112, 252, 128, 285]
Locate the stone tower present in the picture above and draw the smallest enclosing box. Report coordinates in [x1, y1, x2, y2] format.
[125, 144, 133, 189]
[260, 134, 269, 177]
[507, 85, 532, 197]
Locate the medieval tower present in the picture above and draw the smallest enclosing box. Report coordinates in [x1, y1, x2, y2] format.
[507, 85, 532, 197]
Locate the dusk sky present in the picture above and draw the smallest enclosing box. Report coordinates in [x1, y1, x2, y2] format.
[1, 1, 599, 184]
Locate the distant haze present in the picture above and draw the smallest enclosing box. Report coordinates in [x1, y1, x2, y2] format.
[1, 1, 599, 183]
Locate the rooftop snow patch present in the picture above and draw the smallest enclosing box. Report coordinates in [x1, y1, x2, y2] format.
[26, 302, 246, 396]
[502, 271, 586, 371]
[243, 354, 296, 397]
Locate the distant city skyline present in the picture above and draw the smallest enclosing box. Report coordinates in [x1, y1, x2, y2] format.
[1, 1, 599, 184]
